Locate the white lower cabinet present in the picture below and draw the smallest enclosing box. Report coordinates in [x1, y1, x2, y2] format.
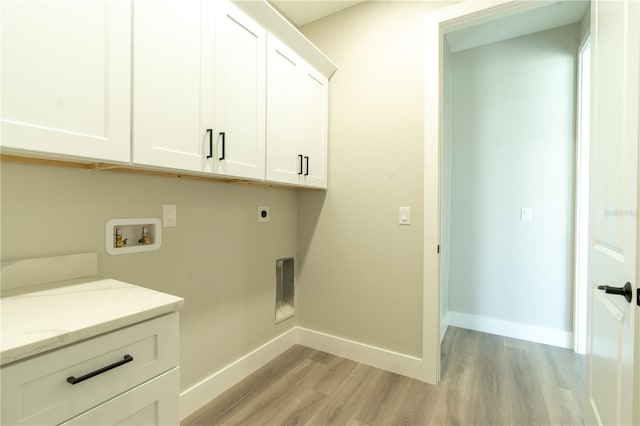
[266, 35, 328, 188]
[0, 313, 180, 426]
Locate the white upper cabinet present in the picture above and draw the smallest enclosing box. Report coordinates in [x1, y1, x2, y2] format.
[132, 0, 266, 180]
[2, 0, 333, 187]
[299, 65, 328, 188]
[0, 0, 132, 163]
[213, 1, 266, 180]
[266, 37, 303, 185]
[132, 0, 214, 174]
[266, 35, 328, 188]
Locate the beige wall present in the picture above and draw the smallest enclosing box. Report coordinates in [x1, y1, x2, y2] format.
[297, 1, 449, 357]
[0, 161, 298, 390]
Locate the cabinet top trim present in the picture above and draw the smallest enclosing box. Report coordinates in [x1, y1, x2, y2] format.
[232, 0, 337, 78]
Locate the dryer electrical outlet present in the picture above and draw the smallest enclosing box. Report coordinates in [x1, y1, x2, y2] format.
[258, 206, 270, 223]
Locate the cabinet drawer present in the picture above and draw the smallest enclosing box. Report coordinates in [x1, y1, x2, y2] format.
[1, 313, 179, 426]
[60, 367, 180, 426]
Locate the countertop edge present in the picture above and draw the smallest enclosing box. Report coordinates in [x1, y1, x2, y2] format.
[0, 299, 184, 367]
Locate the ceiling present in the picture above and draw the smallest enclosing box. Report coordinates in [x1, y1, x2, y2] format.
[446, 0, 590, 52]
[270, 1, 588, 51]
[270, 0, 364, 27]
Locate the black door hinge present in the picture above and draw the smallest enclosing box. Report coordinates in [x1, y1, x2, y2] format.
[637, 288, 640, 306]
[437, 245, 440, 254]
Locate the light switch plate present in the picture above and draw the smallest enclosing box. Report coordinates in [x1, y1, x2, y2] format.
[521, 207, 533, 222]
[399, 207, 411, 225]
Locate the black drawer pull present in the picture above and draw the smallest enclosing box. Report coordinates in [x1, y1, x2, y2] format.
[298, 154, 303, 175]
[304, 156, 309, 176]
[66, 354, 133, 385]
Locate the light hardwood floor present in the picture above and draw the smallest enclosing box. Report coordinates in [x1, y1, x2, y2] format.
[182, 327, 585, 425]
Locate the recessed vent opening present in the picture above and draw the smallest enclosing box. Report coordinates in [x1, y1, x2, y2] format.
[275, 257, 295, 323]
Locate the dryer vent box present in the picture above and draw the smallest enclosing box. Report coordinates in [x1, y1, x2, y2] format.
[275, 257, 294, 323]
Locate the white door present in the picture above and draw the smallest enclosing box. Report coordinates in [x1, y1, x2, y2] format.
[0, 0, 131, 163]
[266, 35, 303, 185]
[132, 0, 214, 174]
[299, 65, 329, 188]
[213, 0, 266, 180]
[586, 1, 639, 425]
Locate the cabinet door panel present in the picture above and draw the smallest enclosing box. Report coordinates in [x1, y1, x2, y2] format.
[299, 66, 328, 188]
[266, 36, 302, 185]
[0, 0, 131, 162]
[214, 1, 266, 179]
[132, 0, 212, 173]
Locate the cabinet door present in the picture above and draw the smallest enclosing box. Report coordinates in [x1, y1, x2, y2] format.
[214, 0, 266, 180]
[60, 368, 179, 426]
[266, 35, 303, 185]
[132, 0, 214, 173]
[299, 65, 329, 188]
[0, 0, 131, 163]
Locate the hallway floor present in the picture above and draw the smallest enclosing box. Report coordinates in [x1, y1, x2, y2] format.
[182, 327, 585, 425]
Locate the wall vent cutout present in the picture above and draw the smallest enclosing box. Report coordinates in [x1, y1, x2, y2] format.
[275, 257, 295, 323]
[105, 218, 162, 255]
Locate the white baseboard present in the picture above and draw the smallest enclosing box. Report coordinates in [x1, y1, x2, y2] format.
[448, 311, 573, 349]
[179, 327, 297, 419]
[296, 327, 425, 382]
[179, 326, 428, 419]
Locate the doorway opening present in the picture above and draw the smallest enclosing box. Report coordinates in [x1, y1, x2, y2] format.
[437, 1, 590, 362]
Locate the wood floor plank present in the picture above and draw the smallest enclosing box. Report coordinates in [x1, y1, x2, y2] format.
[222, 359, 328, 426]
[502, 345, 552, 425]
[468, 332, 507, 425]
[427, 356, 476, 425]
[313, 356, 359, 395]
[353, 370, 406, 425]
[182, 327, 585, 426]
[181, 345, 315, 426]
[264, 387, 327, 426]
[541, 384, 584, 426]
[368, 374, 437, 426]
[306, 364, 383, 426]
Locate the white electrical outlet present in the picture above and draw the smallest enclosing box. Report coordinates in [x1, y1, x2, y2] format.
[258, 206, 269, 223]
[163, 204, 177, 227]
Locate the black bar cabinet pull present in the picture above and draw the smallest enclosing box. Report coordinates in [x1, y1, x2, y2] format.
[219, 132, 226, 160]
[66, 354, 133, 385]
[206, 129, 213, 159]
[304, 156, 309, 176]
[298, 155, 304, 175]
[597, 282, 633, 303]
